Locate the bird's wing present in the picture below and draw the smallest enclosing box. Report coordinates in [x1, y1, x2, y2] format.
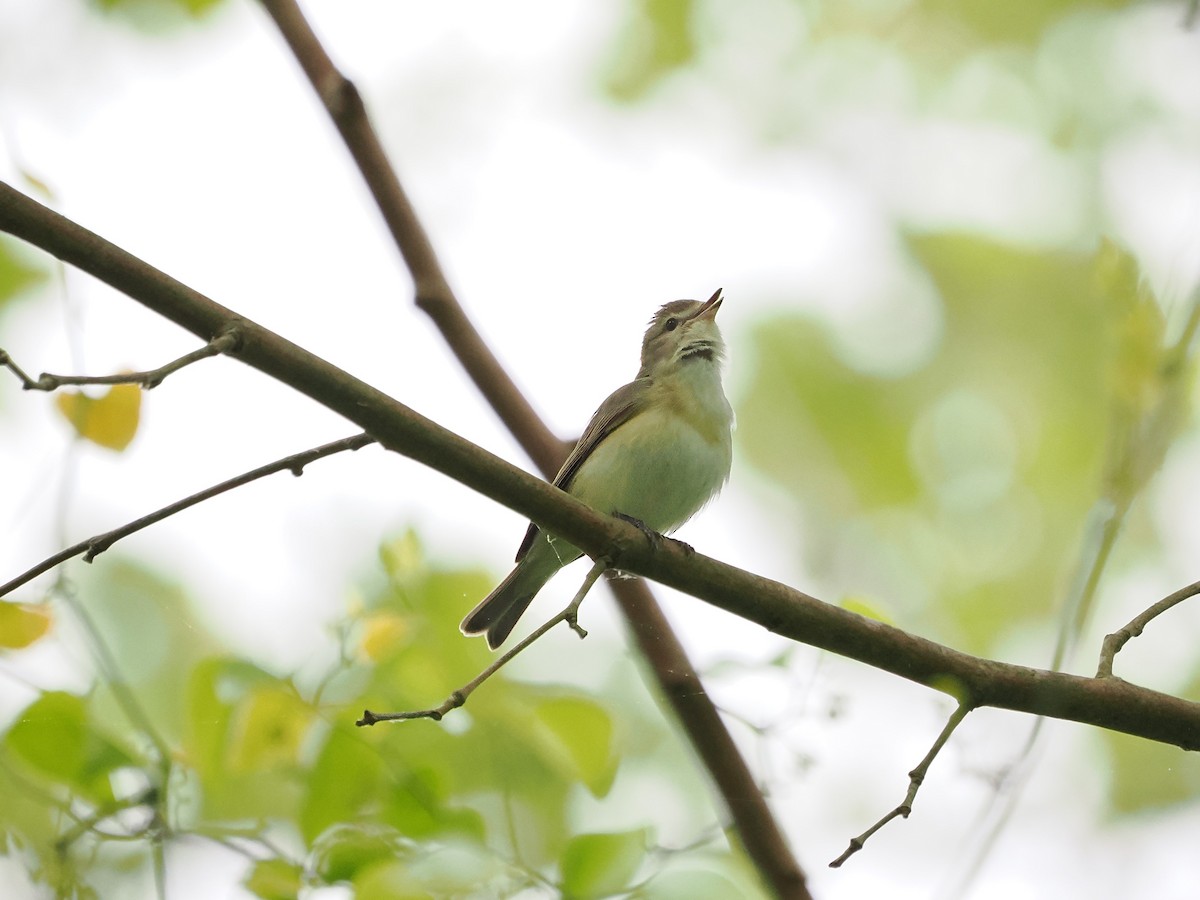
[514, 377, 651, 562]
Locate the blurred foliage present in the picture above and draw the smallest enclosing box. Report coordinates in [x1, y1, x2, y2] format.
[0, 601, 52, 649]
[0, 237, 48, 319]
[0, 534, 766, 898]
[602, 0, 1140, 101]
[744, 236, 1120, 649]
[86, 0, 226, 30]
[738, 234, 1200, 811]
[604, 0, 698, 102]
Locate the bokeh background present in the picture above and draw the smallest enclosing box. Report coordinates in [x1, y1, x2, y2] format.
[3, 0, 1200, 897]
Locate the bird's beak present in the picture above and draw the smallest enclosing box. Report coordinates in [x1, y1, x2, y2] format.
[693, 288, 723, 322]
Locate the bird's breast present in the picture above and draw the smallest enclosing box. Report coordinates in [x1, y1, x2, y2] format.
[569, 373, 732, 534]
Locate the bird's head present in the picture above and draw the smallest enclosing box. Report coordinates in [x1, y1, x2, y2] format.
[638, 288, 725, 378]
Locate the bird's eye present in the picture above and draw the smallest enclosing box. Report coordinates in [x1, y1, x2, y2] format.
[664, 318, 679, 332]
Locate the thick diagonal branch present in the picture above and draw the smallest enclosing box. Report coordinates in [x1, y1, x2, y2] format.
[2, 183, 1199, 753]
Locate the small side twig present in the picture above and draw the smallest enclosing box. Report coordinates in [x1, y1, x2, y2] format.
[1096, 578, 1200, 679]
[830, 702, 972, 868]
[0, 329, 240, 392]
[0, 432, 374, 599]
[358, 558, 608, 725]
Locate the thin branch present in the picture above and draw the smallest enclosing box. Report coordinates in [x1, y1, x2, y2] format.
[54, 789, 158, 851]
[2, 183, 1199, 751]
[358, 559, 607, 725]
[830, 703, 972, 867]
[257, 0, 563, 476]
[255, 4, 811, 897]
[0, 432, 374, 599]
[0, 331, 238, 392]
[1097, 579, 1200, 679]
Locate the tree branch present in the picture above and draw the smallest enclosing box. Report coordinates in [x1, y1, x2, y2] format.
[2, 181, 1199, 756]
[254, 3, 811, 897]
[1096, 579, 1200, 679]
[358, 559, 606, 726]
[256, 0, 563, 474]
[0, 331, 238, 392]
[0, 431, 374, 599]
[830, 703, 972, 867]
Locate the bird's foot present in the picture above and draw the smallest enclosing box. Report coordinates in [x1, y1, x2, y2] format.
[612, 513, 693, 556]
[670, 537, 695, 556]
[614, 512, 665, 551]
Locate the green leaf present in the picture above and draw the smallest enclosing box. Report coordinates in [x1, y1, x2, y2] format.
[0, 236, 48, 310]
[225, 684, 314, 773]
[186, 656, 274, 772]
[300, 725, 387, 844]
[560, 829, 649, 899]
[185, 656, 301, 821]
[632, 866, 750, 899]
[533, 695, 618, 797]
[0, 600, 53, 649]
[243, 858, 303, 900]
[5, 692, 134, 802]
[313, 823, 410, 885]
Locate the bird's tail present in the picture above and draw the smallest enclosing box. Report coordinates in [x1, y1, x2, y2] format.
[460, 557, 558, 650]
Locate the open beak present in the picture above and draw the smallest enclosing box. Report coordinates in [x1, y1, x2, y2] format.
[693, 288, 723, 322]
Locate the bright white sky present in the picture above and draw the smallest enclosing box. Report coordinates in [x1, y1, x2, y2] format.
[3, 1, 1200, 899]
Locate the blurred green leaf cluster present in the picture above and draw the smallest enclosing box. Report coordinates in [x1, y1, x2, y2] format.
[86, 0, 226, 30]
[0, 237, 48, 321]
[737, 234, 1200, 810]
[0, 536, 765, 898]
[602, 0, 1138, 101]
[743, 236, 1104, 647]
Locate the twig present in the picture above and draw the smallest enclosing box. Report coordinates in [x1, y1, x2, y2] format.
[830, 703, 972, 868]
[257, 4, 811, 896]
[0, 330, 239, 392]
[1097, 579, 1200, 679]
[0, 432, 374, 599]
[54, 788, 159, 851]
[358, 559, 607, 725]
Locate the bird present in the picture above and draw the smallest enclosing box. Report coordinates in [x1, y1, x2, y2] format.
[460, 288, 734, 649]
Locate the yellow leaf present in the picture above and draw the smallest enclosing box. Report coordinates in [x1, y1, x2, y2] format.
[0, 601, 53, 649]
[55, 383, 142, 451]
[226, 685, 313, 772]
[359, 611, 410, 662]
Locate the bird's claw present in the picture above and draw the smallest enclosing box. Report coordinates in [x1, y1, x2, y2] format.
[614, 512, 665, 551]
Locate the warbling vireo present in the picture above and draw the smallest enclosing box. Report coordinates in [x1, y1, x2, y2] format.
[461, 288, 733, 648]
